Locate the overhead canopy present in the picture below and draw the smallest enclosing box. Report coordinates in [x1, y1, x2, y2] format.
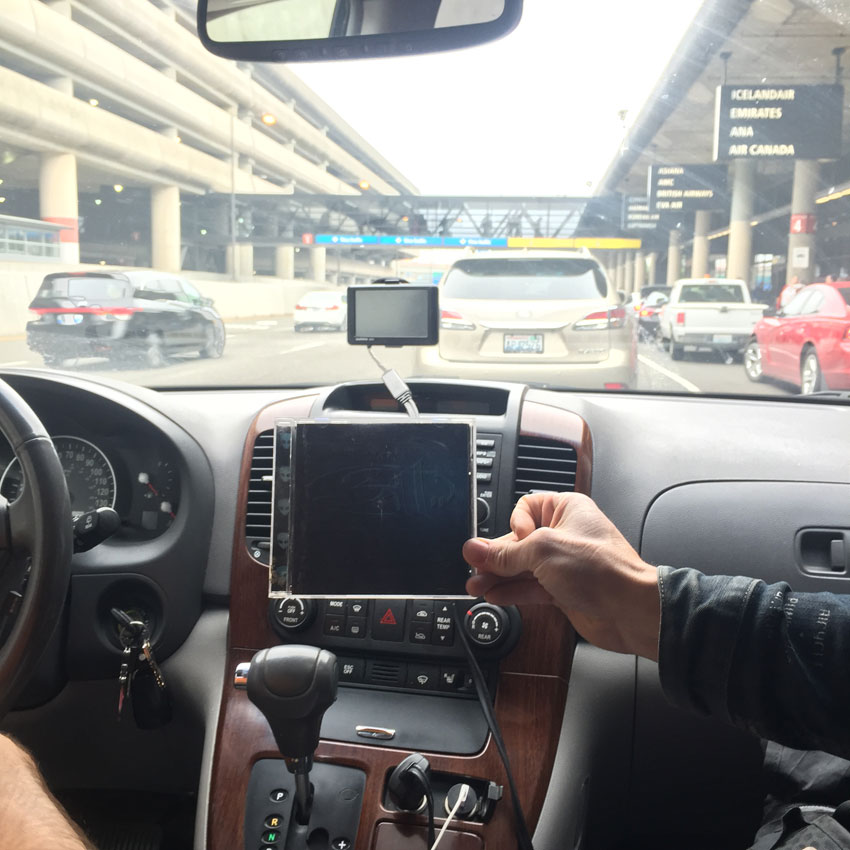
[598, 0, 850, 199]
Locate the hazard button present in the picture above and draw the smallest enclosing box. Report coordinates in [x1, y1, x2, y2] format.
[370, 600, 405, 641]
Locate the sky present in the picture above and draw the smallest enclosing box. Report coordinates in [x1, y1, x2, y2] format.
[292, 0, 705, 196]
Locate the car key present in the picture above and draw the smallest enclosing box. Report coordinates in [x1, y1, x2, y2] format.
[111, 609, 146, 720]
[132, 626, 173, 730]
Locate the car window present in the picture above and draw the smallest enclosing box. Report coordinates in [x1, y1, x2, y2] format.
[782, 290, 814, 317]
[678, 285, 745, 303]
[37, 277, 129, 301]
[181, 280, 203, 302]
[801, 291, 825, 315]
[442, 259, 607, 300]
[838, 288, 850, 307]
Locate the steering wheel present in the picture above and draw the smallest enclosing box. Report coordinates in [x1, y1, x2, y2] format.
[0, 377, 72, 719]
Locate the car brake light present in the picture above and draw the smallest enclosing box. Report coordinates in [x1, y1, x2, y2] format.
[575, 307, 626, 331]
[440, 309, 475, 331]
[325, 304, 339, 311]
[676, 311, 686, 325]
[604, 382, 625, 390]
[294, 304, 306, 310]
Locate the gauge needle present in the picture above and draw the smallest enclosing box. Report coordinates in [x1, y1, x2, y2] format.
[147, 482, 160, 496]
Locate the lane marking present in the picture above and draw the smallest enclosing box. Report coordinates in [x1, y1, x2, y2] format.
[279, 342, 325, 355]
[0, 360, 30, 367]
[638, 353, 702, 393]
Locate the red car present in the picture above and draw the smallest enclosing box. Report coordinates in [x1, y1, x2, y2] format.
[744, 281, 850, 393]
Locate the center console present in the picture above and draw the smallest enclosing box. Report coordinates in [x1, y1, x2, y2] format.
[209, 383, 591, 850]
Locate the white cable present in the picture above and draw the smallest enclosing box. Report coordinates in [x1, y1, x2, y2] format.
[430, 784, 470, 850]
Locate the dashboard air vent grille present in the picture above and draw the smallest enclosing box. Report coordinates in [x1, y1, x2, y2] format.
[245, 429, 274, 561]
[514, 437, 578, 499]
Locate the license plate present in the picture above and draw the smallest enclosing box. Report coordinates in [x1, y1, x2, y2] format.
[713, 334, 733, 343]
[57, 314, 83, 325]
[504, 333, 543, 354]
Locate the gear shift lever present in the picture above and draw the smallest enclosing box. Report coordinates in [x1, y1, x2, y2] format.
[241, 645, 338, 824]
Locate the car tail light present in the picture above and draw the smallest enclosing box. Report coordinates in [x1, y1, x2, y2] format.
[325, 304, 340, 311]
[844, 325, 850, 340]
[604, 382, 625, 390]
[294, 304, 306, 310]
[575, 307, 625, 331]
[440, 309, 475, 331]
[676, 311, 686, 325]
[640, 308, 651, 317]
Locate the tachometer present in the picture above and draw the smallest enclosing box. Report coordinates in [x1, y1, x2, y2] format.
[137, 459, 179, 534]
[0, 436, 117, 519]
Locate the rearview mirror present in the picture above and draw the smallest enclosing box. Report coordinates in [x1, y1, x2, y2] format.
[198, 0, 522, 63]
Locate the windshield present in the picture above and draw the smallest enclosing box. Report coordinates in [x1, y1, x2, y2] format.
[1, 0, 848, 398]
[678, 284, 746, 303]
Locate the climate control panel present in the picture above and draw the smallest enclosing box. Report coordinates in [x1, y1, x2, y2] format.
[268, 597, 521, 697]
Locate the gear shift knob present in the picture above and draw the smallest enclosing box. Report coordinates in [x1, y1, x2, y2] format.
[246, 645, 338, 763]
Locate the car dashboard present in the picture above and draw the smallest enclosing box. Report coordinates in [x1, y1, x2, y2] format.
[1, 368, 849, 850]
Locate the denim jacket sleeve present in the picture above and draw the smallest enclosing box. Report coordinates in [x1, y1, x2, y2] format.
[657, 566, 850, 759]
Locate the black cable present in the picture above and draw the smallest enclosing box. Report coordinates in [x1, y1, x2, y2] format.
[455, 602, 535, 850]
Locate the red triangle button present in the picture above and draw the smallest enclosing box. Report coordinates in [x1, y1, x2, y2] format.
[379, 608, 397, 626]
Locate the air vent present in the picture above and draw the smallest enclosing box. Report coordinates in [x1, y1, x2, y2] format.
[367, 661, 405, 686]
[245, 429, 274, 562]
[514, 437, 578, 500]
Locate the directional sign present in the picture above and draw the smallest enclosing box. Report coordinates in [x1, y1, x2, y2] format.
[647, 165, 726, 212]
[622, 196, 661, 230]
[713, 84, 844, 161]
[305, 234, 641, 250]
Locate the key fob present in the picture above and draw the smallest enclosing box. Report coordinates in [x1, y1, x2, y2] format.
[132, 666, 173, 730]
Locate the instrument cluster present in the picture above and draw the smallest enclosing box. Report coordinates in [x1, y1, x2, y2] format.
[0, 431, 181, 541]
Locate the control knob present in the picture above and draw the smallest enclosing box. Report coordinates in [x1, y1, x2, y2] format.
[475, 497, 490, 527]
[270, 596, 316, 633]
[463, 602, 509, 648]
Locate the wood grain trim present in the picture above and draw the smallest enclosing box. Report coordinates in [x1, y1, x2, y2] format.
[210, 650, 571, 850]
[211, 394, 580, 850]
[520, 400, 593, 496]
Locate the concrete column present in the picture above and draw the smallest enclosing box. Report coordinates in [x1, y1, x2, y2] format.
[239, 243, 254, 277]
[275, 245, 295, 279]
[225, 245, 238, 278]
[786, 160, 819, 285]
[727, 159, 756, 282]
[624, 251, 635, 294]
[309, 247, 326, 283]
[151, 185, 181, 272]
[634, 250, 646, 292]
[39, 153, 79, 264]
[666, 230, 682, 285]
[647, 252, 658, 286]
[692, 210, 711, 279]
[614, 252, 625, 290]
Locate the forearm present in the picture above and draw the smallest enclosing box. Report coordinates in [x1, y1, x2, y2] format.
[658, 567, 850, 759]
[0, 736, 93, 850]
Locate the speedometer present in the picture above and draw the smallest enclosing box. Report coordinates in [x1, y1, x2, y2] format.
[0, 436, 117, 519]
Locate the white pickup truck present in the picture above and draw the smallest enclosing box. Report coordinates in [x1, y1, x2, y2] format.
[658, 278, 766, 361]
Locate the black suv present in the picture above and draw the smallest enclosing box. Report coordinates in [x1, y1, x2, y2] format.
[26, 270, 226, 367]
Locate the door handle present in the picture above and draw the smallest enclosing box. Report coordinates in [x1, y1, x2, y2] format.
[797, 528, 850, 576]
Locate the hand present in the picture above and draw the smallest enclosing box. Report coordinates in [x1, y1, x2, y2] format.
[464, 492, 661, 659]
